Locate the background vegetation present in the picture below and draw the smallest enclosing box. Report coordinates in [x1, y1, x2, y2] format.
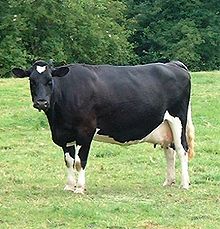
[0, 0, 219, 77]
[126, 0, 220, 70]
[0, 71, 220, 228]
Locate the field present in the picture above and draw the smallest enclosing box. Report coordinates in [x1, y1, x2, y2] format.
[0, 71, 220, 229]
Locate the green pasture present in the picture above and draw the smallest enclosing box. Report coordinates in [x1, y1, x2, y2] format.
[0, 72, 219, 228]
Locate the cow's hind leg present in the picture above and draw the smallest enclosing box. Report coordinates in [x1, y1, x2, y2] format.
[164, 112, 190, 189]
[163, 147, 176, 186]
[63, 143, 76, 192]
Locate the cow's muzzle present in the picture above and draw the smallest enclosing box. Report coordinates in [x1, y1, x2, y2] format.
[33, 100, 49, 112]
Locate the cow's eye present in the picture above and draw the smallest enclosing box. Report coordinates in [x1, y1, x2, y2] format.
[47, 80, 52, 86]
[30, 80, 36, 87]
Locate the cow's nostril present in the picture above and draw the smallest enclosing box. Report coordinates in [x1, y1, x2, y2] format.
[35, 100, 49, 109]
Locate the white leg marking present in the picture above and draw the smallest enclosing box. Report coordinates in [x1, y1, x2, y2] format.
[74, 145, 82, 172]
[63, 144, 85, 193]
[66, 144, 84, 194]
[163, 147, 176, 186]
[164, 111, 190, 189]
[64, 153, 76, 192]
[179, 151, 190, 189]
[75, 169, 86, 194]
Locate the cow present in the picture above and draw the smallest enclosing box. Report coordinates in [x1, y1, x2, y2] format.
[12, 60, 195, 193]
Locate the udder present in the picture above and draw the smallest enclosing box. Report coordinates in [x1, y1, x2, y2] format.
[143, 120, 173, 147]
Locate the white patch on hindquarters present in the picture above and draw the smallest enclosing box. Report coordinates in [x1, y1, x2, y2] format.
[164, 111, 189, 189]
[163, 111, 183, 151]
[36, 65, 46, 74]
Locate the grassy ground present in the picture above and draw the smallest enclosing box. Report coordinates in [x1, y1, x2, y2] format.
[0, 72, 220, 229]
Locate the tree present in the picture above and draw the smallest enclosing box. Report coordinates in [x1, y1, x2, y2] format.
[125, 0, 220, 70]
[196, 0, 220, 70]
[0, 0, 135, 77]
[0, 0, 29, 77]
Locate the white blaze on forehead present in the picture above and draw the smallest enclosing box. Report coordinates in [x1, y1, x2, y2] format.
[36, 65, 46, 74]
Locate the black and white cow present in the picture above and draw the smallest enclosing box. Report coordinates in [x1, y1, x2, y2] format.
[12, 60, 195, 193]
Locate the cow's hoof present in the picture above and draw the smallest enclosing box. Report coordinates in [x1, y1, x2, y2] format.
[64, 185, 76, 192]
[181, 183, 190, 190]
[74, 187, 85, 194]
[181, 179, 190, 190]
[163, 179, 175, 187]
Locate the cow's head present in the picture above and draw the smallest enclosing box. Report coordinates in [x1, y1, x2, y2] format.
[12, 60, 69, 112]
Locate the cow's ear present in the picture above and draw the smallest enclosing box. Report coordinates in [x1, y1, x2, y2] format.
[12, 68, 30, 78]
[52, 67, 69, 77]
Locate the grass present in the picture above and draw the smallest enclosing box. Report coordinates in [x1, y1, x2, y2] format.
[0, 71, 220, 229]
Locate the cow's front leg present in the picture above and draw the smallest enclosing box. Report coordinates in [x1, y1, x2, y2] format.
[74, 143, 92, 194]
[163, 147, 176, 186]
[63, 142, 91, 194]
[74, 168, 86, 194]
[63, 143, 76, 192]
[72, 144, 85, 194]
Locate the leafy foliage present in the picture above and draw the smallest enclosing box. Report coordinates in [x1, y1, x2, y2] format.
[0, 0, 219, 77]
[125, 0, 220, 71]
[0, 0, 135, 77]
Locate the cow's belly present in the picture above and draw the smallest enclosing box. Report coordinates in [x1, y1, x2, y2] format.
[94, 120, 173, 147]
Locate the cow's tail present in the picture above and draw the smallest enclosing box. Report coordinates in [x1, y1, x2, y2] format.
[186, 102, 195, 159]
